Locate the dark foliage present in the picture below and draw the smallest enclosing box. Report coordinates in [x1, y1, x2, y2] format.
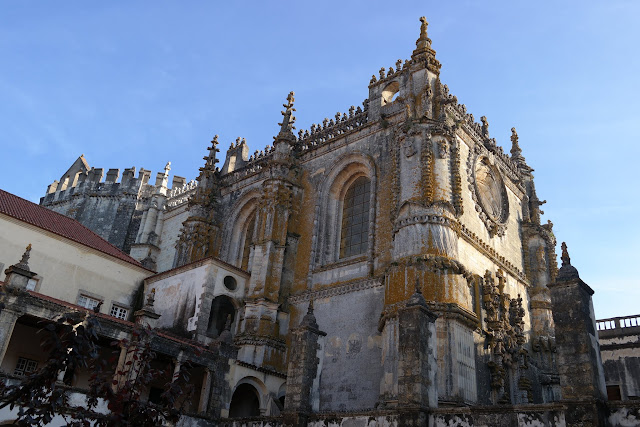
[0, 312, 194, 426]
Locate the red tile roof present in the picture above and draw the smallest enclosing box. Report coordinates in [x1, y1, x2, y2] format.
[0, 189, 149, 270]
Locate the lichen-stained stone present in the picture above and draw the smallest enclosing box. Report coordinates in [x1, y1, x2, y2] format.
[33, 16, 636, 426]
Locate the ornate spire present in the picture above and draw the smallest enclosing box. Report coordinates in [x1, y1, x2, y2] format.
[301, 299, 319, 329]
[411, 17, 441, 73]
[16, 244, 32, 271]
[557, 241, 580, 281]
[203, 135, 220, 170]
[510, 127, 532, 175]
[275, 91, 296, 143]
[481, 116, 490, 138]
[561, 242, 571, 267]
[510, 128, 522, 158]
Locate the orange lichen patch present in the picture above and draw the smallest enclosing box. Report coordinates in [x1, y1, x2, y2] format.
[262, 347, 286, 373]
[291, 171, 316, 294]
[384, 258, 469, 307]
[373, 172, 394, 272]
[263, 248, 285, 301]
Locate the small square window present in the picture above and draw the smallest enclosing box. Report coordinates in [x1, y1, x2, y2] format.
[77, 295, 101, 310]
[14, 357, 38, 377]
[26, 278, 38, 291]
[110, 305, 129, 320]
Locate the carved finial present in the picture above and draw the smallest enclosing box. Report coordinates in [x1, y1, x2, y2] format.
[241, 137, 246, 145]
[509, 126, 520, 153]
[276, 91, 296, 141]
[481, 116, 489, 138]
[300, 299, 319, 329]
[146, 288, 156, 308]
[370, 74, 377, 84]
[164, 162, 171, 174]
[412, 16, 436, 62]
[379, 67, 386, 80]
[16, 244, 32, 271]
[203, 135, 220, 168]
[387, 66, 394, 77]
[407, 277, 428, 307]
[561, 242, 571, 267]
[396, 59, 403, 71]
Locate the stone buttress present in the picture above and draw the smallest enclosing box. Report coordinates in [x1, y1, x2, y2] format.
[235, 92, 303, 373]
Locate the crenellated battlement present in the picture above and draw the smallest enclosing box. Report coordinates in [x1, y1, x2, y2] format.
[40, 156, 191, 254]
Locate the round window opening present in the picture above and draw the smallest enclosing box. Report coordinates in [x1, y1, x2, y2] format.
[474, 158, 507, 223]
[223, 276, 237, 291]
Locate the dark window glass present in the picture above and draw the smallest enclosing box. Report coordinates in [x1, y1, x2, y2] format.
[340, 176, 371, 258]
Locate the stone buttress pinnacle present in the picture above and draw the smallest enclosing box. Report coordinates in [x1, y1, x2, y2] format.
[411, 16, 440, 74]
[275, 91, 296, 143]
[203, 135, 220, 170]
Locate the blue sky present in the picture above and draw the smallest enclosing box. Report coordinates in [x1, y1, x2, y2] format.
[1, 2, 638, 319]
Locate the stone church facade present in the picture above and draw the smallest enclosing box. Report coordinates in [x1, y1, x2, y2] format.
[34, 17, 638, 426]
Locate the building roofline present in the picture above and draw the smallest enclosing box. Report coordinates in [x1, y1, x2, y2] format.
[145, 255, 250, 283]
[0, 189, 154, 273]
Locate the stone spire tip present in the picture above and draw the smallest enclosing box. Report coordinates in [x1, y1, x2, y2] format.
[412, 16, 437, 64]
[561, 242, 571, 267]
[276, 91, 296, 141]
[16, 244, 32, 271]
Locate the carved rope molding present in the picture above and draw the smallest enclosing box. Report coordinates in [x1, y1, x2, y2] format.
[458, 223, 527, 283]
[288, 278, 383, 305]
[392, 212, 456, 234]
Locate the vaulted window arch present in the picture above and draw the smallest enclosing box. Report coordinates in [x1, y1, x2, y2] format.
[241, 212, 256, 271]
[223, 192, 260, 270]
[312, 154, 376, 270]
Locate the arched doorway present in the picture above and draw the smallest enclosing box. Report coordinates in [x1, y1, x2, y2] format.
[207, 295, 235, 338]
[229, 383, 260, 418]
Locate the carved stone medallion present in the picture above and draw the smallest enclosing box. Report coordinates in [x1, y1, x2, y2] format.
[468, 150, 509, 237]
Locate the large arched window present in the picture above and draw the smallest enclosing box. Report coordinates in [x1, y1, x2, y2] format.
[340, 176, 371, 258]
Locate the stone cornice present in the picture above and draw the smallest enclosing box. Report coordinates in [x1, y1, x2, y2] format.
[235, 360, 287, 379]
[288, 278, 383, 305]
[145, 255, 250, 283]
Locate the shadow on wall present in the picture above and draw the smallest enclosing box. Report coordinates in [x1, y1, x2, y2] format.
[229, 383, 260, 418]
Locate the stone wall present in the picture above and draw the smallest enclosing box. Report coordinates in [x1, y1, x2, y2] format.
[598, 315, 640, 400]
[291, 282, 385, 412]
